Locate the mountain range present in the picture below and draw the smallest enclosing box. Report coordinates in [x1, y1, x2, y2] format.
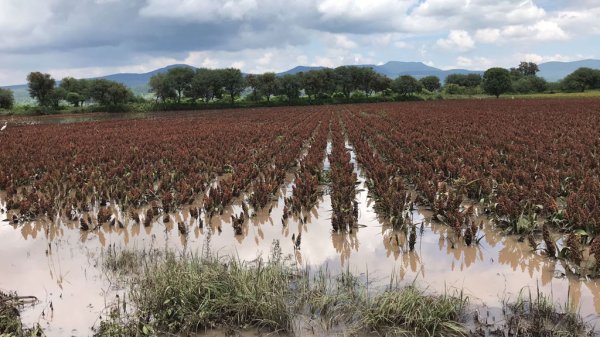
[4, 59, 600, 103]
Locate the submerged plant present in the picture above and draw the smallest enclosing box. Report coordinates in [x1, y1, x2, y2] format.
[542, 223, 556, 258]
[591, 236, 600, 268]
[565, 233, 583, 266]
[503, 288, 589, 337]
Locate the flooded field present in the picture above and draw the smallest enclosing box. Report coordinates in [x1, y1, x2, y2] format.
[1, 100, 600, 336]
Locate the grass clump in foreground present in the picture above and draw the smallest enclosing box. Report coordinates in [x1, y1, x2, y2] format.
[502, 288, 592, 337]
[361, 288, 466, 336]
[0, 291, 43, 337]
[95, 242, 468, 337]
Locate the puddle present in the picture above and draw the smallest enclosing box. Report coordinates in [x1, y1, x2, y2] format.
[1, 112, 600, 336]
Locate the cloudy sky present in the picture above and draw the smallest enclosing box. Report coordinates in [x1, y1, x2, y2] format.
[1, 0, 599, 85]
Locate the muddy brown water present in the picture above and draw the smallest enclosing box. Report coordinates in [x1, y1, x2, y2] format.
[1, 117, 599, 336]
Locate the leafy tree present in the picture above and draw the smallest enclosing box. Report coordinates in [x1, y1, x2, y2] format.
[65, 92, 84, 107]
[106, 82, 133, 105]
[257, 72, 278, 102]
[301, 69, 340, 100]
[372, 74, 392, 96]
[320, 68, 338, 96]
[419, 76, 441, 92]
[59, 77, 80, 93]
[27, 72, 56, 106]
[277, 74, 302, 103]
[166, 67, 195, 103]
[149, 73, 176, 103]
[245, 74, 261, 101]
[445, 73, 482, 88]
[561, 75, 586, 92]
[88, 79, 132, 105]
[60, 77, 89, 106]
[517, 62, 539, 76]
[392, 75, 422, 96]
[444, 83, 464, 95]
[188, 68, 216, 103]
[510, 62, 540, 81]
[210, 69, 225, 100]
[546, 81, 562, 93]
[482, 67, 512, 98]
[0, 88, 14, 109]
[52, 87, 67, 107]
[512, 76, 547, 93]
[334, 66, 358, 99]
[509, 68, 524, 81]
[355, 67, 378, 97]
[302, 70, 325, 101]
[219, 68, 245, 105]
[561, 67, 600, 92]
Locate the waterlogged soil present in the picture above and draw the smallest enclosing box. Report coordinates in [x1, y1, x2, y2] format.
[1, 114, 599, 336]
[0, 110, 205, 126]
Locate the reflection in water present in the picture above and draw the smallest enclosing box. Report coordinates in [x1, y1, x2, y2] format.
[331, 230, 359, 267]
[2, 135, 600, 336]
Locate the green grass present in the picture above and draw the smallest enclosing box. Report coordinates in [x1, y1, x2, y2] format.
[502, 288, 591, 337]
[98, 245, 597, 337]
[0, 291, 42, 337]
[95, 244, 470, 337]
[429, 90, 600, 100]
[360, 287, 467, 337]
[514, 89, 600, 99]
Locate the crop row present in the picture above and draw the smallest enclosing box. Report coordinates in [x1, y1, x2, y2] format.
[0, 107, 325, 226]
[329, 114, 359, 232]
[285, 114, 330, 218]
[341, 99, 600, 271]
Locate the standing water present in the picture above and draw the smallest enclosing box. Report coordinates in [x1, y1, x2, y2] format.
[0, 116, 599, 336]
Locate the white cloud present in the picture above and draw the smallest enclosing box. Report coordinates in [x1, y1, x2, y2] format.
[0, 1, 52, 33]
[454, 56, 493, 69]
[372, 34, 393, 46]
[436, 30, 475, 51]
[394, 41, 411, 49]
[257, 52, 273, 66]
[520, 53, 578, 64]
[2, 0, 600, 85]
[500, 20, 568, 41]
[475, 21, 568, 43]
[231, 61, 246, 69]
[317, 0, 414, 24]
[140, 0, 259, 22]
[554, 8, 600, 35]
[475, 29, 501, 43]
[311, 56, 337, 68]
[296, 55, 309, 65]
[331, 34, 358, 49]
[413, 0, 546, 28]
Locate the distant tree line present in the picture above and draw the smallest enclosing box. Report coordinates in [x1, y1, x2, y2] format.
[148, 66, 398, 104]
[12, 72, 135, 108]
[146, 62, 600, 104]
[1, 63, 600, 111]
